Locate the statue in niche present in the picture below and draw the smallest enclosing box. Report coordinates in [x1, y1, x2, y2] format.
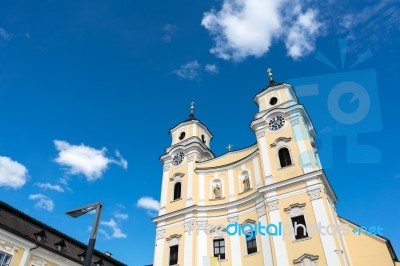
[213, 184, 221, 198]
[243, 175, 250, 191]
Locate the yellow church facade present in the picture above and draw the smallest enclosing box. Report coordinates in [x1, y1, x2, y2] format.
[152, 72, 399, 266]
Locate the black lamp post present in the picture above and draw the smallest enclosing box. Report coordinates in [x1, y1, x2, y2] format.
[66, 202, 103, 266]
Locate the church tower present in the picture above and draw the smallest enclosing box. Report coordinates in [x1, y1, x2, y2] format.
[250, 68, 322, 185]
[152, 69, 398, 266]
[158, 102, 214, 217]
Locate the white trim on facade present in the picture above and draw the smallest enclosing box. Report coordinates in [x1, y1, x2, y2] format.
[258, 213, 274, 266]
[252, 157, 262, 188]
[159, 168, 170, 215]
[257, 135, 273, 185]
[199, 173, 205, 205]
[307, 188, 342, 266]
[269, 208, 289, 266]
[197, 221, 208, 266]
[186, 159, 194, 207]
[154, 238, 164, 266]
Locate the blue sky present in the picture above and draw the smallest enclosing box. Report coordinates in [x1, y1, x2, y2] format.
[0, 0, 399, 265]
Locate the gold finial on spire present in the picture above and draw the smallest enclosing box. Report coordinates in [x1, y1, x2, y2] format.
[190, 101, 195, 117]
[267, 67, 273, 81]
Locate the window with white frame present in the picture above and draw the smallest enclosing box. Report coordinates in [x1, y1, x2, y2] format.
[169, 245, 178, 265]
[284, 203, 310, 240]
[170, 172, 184, 201]
[173, 182, 181, 200]
[0, 251, 12, 266]
[213, 239, 225, 260]
[241, 219, 258, 255]
[270, 137, 293, 168]
[166, 234, 181, 265]
[246, 232, 257, 254]
[278, 147, 292, 167]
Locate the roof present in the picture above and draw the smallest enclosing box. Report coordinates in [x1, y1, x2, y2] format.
[168, 114, 213, 138]
[338, 215, 398, 262]
[195, 143, 258, 170]
[256, 80, 285, 95]
[0, 200, 126, 266]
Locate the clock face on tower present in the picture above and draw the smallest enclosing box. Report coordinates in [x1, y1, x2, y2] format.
[268, 116, 285, 131]
[172, 152, 185, 166]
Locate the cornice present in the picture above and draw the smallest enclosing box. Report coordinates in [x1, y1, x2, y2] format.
[250, 104, 316, 138]
[195, 149, 259, 173]
[160, 139, 215, 162]
[258, 170, 337, 203]
[169, 119, 213, 140]
[153, 191, 262, 223]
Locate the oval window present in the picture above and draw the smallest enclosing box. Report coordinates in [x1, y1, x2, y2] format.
[179, 132, 186, 140]
[269, 97, 278, 105]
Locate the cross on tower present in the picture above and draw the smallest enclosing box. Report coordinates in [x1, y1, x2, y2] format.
[226, 144, 233, 151]
[190, 101, 195, 117]
[267, 67, 273, 81]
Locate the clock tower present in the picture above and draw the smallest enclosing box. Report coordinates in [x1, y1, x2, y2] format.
[158, 102, 214, 216]
[250, 70, 322, 185]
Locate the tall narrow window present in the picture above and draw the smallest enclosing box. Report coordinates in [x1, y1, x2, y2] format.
[213, 239, 225, 260]
[169, 245, 178, 265]
[0, 251, 12, 266]
[291, 215, 308, 240]
[279, 148, 292, 167]
[173, 182, 181, 200]
[246, 232, 257, 254]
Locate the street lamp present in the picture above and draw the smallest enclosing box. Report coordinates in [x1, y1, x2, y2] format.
[66, 202, 103, 266]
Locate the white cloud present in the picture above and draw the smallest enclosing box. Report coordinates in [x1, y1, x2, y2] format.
[174, 60, 201, 80]
[58, 177, 72, 192]
[137, 196, 160, 214]
[54, 140, 128, 181]
[115, 149, 128, 169]
[36, 182, 64, 192]
[339, 0, 399, 41]
[340, 0, 394, 30]
[0, 28, 11, 41]
[98, 228, 111, 239]
[114, 212, 128, 220]
[162, 24, 178, 43]
[101, 219, 127, 239]
[29, 194, 54, 212]
[202, 0, 322, 61]
[0, 156, 28, 189]
[285, 8, 321, 59]
[205, 64, 219, 74]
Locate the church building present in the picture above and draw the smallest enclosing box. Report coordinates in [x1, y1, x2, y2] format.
[152, 70, 399, 266]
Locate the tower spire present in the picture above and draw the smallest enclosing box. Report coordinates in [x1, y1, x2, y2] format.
[267, 67, 275, 84]
[190, 101, 195, 118]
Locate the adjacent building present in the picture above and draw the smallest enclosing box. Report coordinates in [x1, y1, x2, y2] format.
[0, 200, 125, 266]
[152, 72, 399, 266]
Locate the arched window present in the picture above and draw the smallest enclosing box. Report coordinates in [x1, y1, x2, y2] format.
[173, 182, 181, 200]
[279, 148, 292, 167]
